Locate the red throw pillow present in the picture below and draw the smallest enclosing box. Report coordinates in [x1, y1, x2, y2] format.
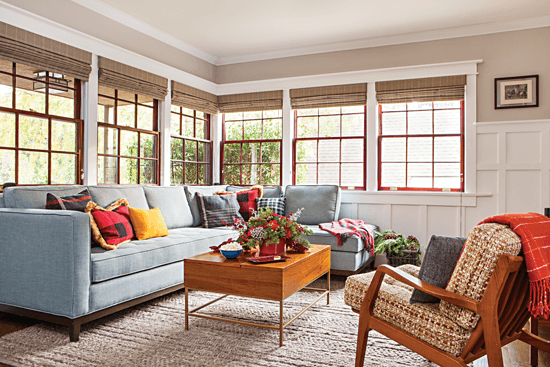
[85, 198, 135, 250]
[216, 186, 262, 221]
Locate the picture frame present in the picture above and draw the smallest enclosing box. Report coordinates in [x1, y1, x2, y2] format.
[495, 75, 539, 109]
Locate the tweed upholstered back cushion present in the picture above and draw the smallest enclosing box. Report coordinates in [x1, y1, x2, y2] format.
[439, 223, 522, 330]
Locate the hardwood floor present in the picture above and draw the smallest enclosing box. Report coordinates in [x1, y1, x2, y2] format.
[0, 311, 547, 367]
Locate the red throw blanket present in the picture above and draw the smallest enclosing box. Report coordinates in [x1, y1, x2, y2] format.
[319, 219, 375, 256]
[480, 213, 550, 318]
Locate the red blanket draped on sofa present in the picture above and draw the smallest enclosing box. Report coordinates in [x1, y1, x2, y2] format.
[480, 212, 550, 318]
[319, 219, 375, 255]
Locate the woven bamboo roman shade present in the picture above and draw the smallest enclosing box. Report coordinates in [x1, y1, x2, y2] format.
[0, 22, 92, 81]
[171, 81, 218, 115]
[98, 57, 168, 100]
[290, 83, 367, 109]
[376, 75, 466, 104]
[217, 90, 283, 113]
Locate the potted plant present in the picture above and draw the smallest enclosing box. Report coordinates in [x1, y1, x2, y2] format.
[233, 207, 313, 255]
[373, 229, 422, 267]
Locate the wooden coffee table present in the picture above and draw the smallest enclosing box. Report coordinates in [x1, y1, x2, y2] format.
[184, 244, 330, 346]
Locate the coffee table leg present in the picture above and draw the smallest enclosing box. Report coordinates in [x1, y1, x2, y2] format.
[327, 270, 331, 305]
[280, 300, 284, 347]
[185, 287, 189, 330]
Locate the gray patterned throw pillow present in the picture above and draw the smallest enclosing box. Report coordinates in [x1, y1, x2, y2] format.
[195, 193, 243, 228]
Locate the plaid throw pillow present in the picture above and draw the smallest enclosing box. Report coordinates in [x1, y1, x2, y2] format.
[196, 193, 243, 228]
[256, 197, 286, 216]
[85, 198, 134, 250]
[46, 189, 92, 212]
[216, 186, 262, 221]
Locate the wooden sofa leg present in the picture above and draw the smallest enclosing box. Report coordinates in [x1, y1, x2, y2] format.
[69, 320, 81, 342]
[355, 314, 371, 367]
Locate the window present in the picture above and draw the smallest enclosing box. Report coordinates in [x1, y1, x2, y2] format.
[97, 86, 159, 184]
[378, 101, 464, 191]
[0, 58, 83, 187]
[221, 110, 282, 186]
[170, 106, 212, 185]
[293, 106, 366, 189]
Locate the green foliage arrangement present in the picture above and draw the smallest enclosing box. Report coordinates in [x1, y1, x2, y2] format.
[233, 207, 313, 252]
[373, 229, 421, 257]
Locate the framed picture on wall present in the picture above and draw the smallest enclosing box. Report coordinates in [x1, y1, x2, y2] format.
[495, 75, 539, 109]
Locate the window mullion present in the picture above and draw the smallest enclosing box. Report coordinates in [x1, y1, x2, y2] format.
[405, 106, 409, 188]
[48, 118, 52, 185]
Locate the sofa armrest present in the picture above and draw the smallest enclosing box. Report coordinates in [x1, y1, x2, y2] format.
[0, 208, 91, 318]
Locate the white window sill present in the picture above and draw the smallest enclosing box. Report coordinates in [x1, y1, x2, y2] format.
[341, 190, 492, 207]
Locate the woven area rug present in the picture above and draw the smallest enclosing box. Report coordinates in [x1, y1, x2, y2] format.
[0, 278, 435, 367]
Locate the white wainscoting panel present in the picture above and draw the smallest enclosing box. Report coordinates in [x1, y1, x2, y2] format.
[390, 205, 426, 245]
[477, 133, 499, 164]
[506, 131, 541, 164]
[427, 206, 461, 238]
[506, 170, 541, 213]
[464, 170, 499, 231]
[357, 204, 388, 230]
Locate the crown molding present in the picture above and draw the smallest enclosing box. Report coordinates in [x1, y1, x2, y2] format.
[6, 0, 550, 68]
[0, 0, 218, 94]
[70, 0, 218, 64]
[216, 15, 550, 66]
[215, 60, 481, 95]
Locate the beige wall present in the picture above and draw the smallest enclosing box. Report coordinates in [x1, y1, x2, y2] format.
[216, 27, 550, 122]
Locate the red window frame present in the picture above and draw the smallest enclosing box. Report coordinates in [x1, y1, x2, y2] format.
[377, 101, 464, 192]
[97, 88, 160, 185]
[0, 59, 83, 189]
[292, 106, 367, 189]
[220, 111, 283, 186]
[170, 106, 212, 186]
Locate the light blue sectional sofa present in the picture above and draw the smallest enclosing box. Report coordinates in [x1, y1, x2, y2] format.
[0, 184, 376, 341]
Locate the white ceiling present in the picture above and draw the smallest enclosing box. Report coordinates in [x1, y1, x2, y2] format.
[5, 0, 550, 65]
[97, 0, 550, 58]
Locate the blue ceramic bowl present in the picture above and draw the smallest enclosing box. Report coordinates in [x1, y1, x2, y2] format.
[220, 249, 242, 259]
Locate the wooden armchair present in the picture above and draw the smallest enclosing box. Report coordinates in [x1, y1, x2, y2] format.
[345, 223, 550, 367]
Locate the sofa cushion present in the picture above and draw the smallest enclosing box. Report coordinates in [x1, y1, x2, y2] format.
[89, 262, 183, 314]
[344, 265, 471, 357]
[284, 185, 341, 225]
[332, 250, 373, 272]
[303, 224, 379, 253]
[90, 227, 239, 283]
[143, 186, 193, 229]
[87, 185, 149, 209]
[0, 194, 5, 208]
[439, 223, 522, 330]
[410, 235, 466, 304]
[227, 185, 283, 198]
[184, 185, 228, 226]
[3, 185, 86, 208]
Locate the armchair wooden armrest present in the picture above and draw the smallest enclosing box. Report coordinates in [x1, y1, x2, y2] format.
[360, 264, 478, 315]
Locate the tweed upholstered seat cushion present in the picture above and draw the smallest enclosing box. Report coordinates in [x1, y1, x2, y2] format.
[439, 223, 522, 330]
[344, 264, 471, 357]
